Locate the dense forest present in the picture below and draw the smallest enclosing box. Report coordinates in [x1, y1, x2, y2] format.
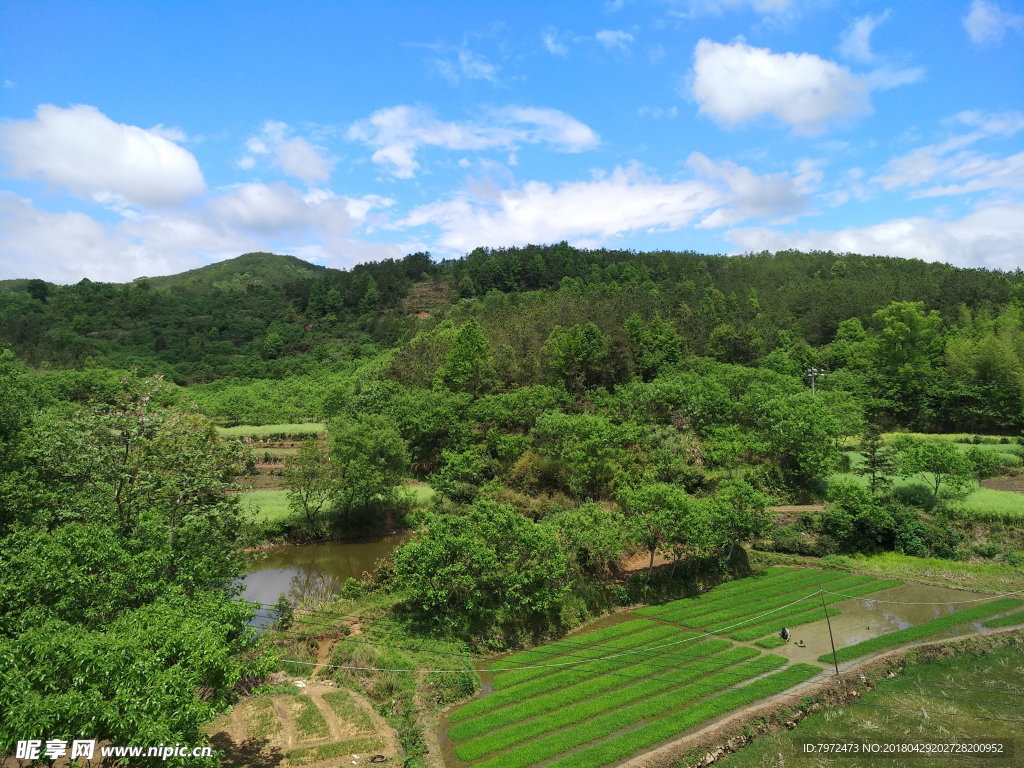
[3, 246, 1024, 765]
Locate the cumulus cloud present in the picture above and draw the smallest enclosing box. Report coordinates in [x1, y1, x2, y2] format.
[0, 104, 204, 207]
[0, 191, 248, 283]
[691, 39, 872, 135]
[687, 152, 811, 226]
[348, 105, 599, 178]
[595, 29, 635, 52]
[238, 121, 333, 183]
[963, 0, 1024, 44]
[729, 202, 1024, 271]
[400, 158, 811, 252]
[873, 110, 1024, 196]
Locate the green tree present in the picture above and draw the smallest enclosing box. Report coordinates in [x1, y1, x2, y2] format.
[893, 436, 976, 502]
[330, 414, 410, 514]
[284, 437, 335, 535]
[856, 424, 896, 496]
[392, 501, 570, 638]
[616, 482, 689, 581]
[541, 322, 609, 394]
[434, 318, 495, 394]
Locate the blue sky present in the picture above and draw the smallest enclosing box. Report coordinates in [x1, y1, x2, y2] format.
[1, 0, 1022, 283]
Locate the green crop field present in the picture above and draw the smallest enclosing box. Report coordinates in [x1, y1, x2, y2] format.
[641, 568, 902, 644]
[948, 487, 1024, 522]
[446, 568, 924, 767]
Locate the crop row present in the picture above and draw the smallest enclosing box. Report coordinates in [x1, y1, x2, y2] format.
[637, 568, 799, 618]
[488, 622, 681, 692]
[453, 643, 753, 760]
[820, 597, 1024, 664]
[982, 609, 1024, 629]
[671, 572, 866, 632]
[700, 574, 892, 634]
[475, 653, 789, 768]
[489, 618, 654, 671]
[456, 626, 692, 723]
[449, 635, 719, 739]
[541, 664, 824, 768]
[654, 570, 841, 625]
[658, 570, 851, 627]
[727, 579, 903, 641]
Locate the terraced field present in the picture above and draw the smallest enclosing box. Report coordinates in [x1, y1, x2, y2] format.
[445, 568, 1022, 768]
[445, 568, 905, 768]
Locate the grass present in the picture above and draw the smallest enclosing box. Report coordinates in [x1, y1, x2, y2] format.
[321, 690, 374, 731]
[241, 481, 432, 523]
[819, 597, 1024, 664]
[243, 698, 281, 741]
[719, 643, 1024, 768]
[292, 694, 330, 739]
[218, 422, 325, 438]
[814, 551, 1024, 593]
[948, 486, 1024, 522]
[285, 737, 383, 765]
[241, 489, 293, 523]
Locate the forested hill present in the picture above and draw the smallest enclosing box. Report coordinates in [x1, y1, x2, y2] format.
[2, 247, 1023, 428]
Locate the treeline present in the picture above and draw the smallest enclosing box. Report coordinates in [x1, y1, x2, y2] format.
[3, 247, 1022, 396]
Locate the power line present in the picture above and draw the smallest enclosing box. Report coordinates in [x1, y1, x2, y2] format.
[822, 589, 1024, 605]
[262, 614, 1024, 700]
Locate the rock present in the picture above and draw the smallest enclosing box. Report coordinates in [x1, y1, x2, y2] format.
[294, 680, 307, 688]
[370, 757, 387, 764]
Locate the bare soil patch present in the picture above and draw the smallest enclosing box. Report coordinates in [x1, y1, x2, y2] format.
[980, 475, 1024, 493]
[208, 680, 398, 768]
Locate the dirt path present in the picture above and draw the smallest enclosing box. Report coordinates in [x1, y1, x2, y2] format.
[618, 627, 1024, 768]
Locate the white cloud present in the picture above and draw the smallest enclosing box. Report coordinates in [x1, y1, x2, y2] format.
[0, 191, 248, 283]
[667, 0, 797, 19]
[963, 0, 1024, 44]
[873, 110, 1024, 196]
[687, 152, 810, 226]
[0, 104, 204, 207]
[729, 202, 1024, 271]
[637, 106, 679, 119]
[691, 39, 872, 135]
[238, 122, 333, 183]
[839, 10, 890, 63]
[595, 29, 635, 52]
[542, 29, 568, 57]
[347, 105, 599, 178]
[432, 48, 500, 85]
[401, 159, 811, 252]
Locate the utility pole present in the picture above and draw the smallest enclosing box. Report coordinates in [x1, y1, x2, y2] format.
[806, 366, 826, 394]
[821, 590, 840, 677]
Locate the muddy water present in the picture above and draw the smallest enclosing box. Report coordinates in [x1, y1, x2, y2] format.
[239, 534, 410, 623]
[769, 582, 1002, 666]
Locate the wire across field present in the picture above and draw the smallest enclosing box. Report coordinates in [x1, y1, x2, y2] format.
[645, 569, 903, 644]
[819, 597, 1024, 664]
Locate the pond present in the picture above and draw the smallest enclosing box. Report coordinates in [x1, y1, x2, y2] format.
[238, 533, 410, 626]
